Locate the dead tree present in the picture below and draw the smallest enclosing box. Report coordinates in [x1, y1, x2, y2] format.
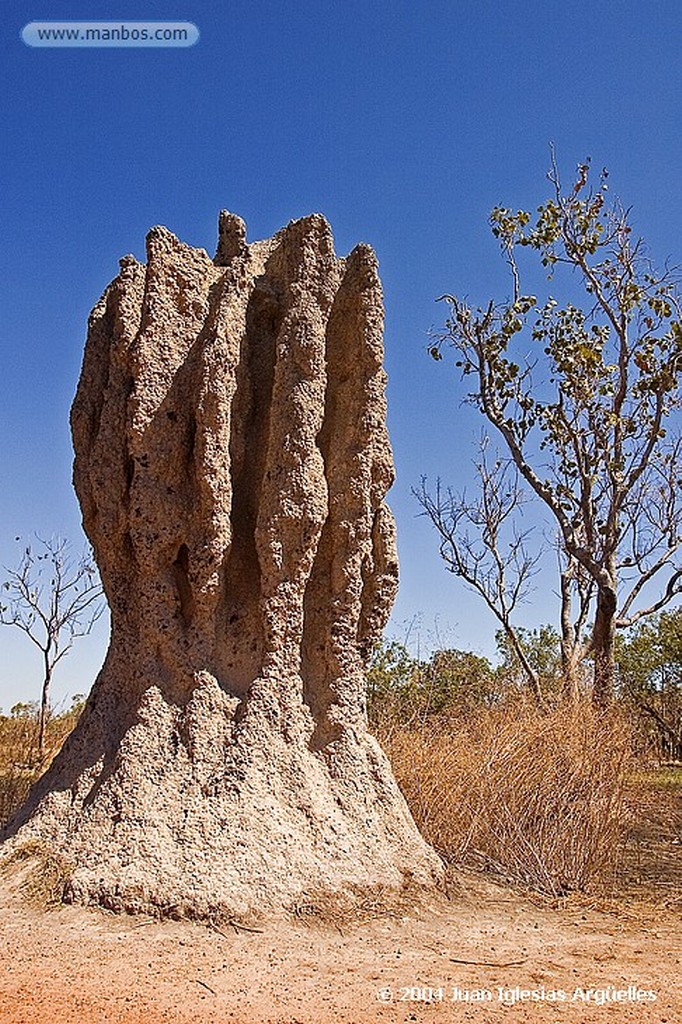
[0, 537, 103, 756]
[416, 437, 546, 706]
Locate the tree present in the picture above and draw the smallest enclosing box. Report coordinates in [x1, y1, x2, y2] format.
[616, 608, 682, 760]
[422, 647, 500, 713]
[366, 637, 498, 724]
[492, 621, 591, 700]
[366, 638, 420, 724]
[428, 154, 682, 703]
[417, 436, 594, 705]
[416, 436, 546, 705]
[0, 537, 103, 757]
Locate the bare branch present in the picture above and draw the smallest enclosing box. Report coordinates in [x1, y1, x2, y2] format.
[0, 535, 104, 755]
[617, 569, 682, 628]
[416, 439, 545, 705]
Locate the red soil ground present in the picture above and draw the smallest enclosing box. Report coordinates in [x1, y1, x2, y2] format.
[0, 865, 679, 1024]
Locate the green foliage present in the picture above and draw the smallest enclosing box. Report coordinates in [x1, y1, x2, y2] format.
[616, 608, 682, 692]
[616, 608, 682, 759]
[367, 639, 498, 724]
[431, 153, 682, 700]
[495, 624, 563, 692]
[367, 640, 418, 711]
[9, 701, 39, 720]
[424, 648, 501, 712]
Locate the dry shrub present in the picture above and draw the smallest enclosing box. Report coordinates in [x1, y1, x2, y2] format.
[379, 699, 634, 896]
[1, 838, 74, 907]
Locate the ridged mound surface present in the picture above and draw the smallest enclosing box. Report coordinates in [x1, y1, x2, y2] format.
[2, 212, 442, 919]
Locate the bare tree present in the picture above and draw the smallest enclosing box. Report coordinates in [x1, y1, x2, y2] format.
[429, 154, 682, 703]
[416, 437, 546, 706]
[0, 536, 103, 757]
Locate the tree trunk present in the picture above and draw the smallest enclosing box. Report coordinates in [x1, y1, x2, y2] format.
[592, 582, 618, 706]
[504, 622, 545, 708]
[560, 646, 580, 703]
[1, 213, 442, 920]
[37, 657, 51, 759]
[559, 569, 579, 703]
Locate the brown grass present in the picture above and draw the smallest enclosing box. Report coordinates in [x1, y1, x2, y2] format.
[378, 698, 635, 897]
[1, 838, 74, 908]
[0, 695, 667, 903]
[0, 706, 81, 830]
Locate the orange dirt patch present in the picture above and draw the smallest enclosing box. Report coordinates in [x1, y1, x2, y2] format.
[0, 869, 679, 1024]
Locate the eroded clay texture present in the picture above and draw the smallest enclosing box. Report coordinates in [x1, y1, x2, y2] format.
[3, 213, 442, 919]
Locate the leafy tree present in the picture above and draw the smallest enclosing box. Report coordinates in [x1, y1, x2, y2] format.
[427, 154, 682, 703]
[616, 608, 682, 759]
[6, 701, 40, 723]
[422, 647, 500, 712]
[366, 638, 419, 721]
[495, 623, 560, 689]
[0, 537, 103, 757]
[366, 639, 497, 723]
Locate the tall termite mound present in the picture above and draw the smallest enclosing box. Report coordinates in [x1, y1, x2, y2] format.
[2, 212, 442, 918]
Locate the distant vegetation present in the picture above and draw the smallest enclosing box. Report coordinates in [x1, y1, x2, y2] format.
[369, 609, 681, 761]
[368, 610, 680, 896]
[0, 698, 84, 829]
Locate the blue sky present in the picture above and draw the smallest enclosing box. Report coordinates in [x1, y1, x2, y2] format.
[1, 0, 681, 711]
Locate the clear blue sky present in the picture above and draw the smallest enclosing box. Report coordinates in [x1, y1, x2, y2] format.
[1, 0, 681, 711]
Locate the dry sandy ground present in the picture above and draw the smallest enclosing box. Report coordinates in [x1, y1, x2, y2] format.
[0, 867, 679, 1024]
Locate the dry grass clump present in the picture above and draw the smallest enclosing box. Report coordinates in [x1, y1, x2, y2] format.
[378, 699, 634, 897]
[1, 838, 74, 907]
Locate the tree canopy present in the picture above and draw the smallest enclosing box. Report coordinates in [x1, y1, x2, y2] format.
[424, 154, 682, 702]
